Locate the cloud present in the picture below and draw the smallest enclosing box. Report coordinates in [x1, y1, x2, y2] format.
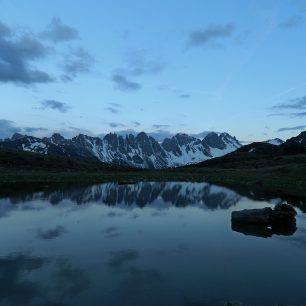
[272, 96, 306, 110]
[55, 125, 95, 139]
[112, 74, 141, 91]
[0, 119, 21, 138]
[270, 96, 306, 118]
[105, 107, 120, 114]
[147, 129, 174, 142]
[40, 100, 71, 113]
[291, 112, 306, 117]
[124, 50, 166, 76]
[108, 122, 126, 128]
[109, 102, 123, 108]
[268, 112, 306, 118]
[152, 124, 170, 129]
[0, 21, 12, 37]
[40, 18, 79, 43]
[105, 102, 123, 114]
[277, 125, 306, 132]
[0, 119, 48, 139]
[61, 47, 95, 81]
[0, 21, 53, 84]
[278, 15, 305, 29]
[132, 121, 140, 127]
[23, 127, 48, 133]
[187, 23, 235, 47]
[179, 94, 191, 99]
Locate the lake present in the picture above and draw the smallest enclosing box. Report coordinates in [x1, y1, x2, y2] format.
[0, 182, 305, 306]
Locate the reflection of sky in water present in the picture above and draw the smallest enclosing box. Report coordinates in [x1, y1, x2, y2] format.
[0, 182, 305, 306]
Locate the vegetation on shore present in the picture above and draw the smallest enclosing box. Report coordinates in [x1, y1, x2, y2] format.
[1, 148, 306, 200]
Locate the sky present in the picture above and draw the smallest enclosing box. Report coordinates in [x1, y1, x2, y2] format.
[1, 0, 306, 142]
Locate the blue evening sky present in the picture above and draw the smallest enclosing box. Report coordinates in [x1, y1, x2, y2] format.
[1, 0, 306, 142]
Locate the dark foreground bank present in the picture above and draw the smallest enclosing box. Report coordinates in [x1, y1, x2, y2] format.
[1, 147, 306, 200]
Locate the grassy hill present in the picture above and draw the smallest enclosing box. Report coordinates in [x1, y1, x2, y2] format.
[0, 147, 125, 172]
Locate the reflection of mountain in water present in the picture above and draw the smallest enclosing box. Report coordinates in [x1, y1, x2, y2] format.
[1, 182, 241, 210]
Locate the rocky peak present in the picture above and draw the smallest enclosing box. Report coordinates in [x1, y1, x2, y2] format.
[173, 133, 197, 146]
[203, 132, 226, 149]
[50, 133, 65, 144]
[11, 133, 25, 141]
[135, 132, 149, 142]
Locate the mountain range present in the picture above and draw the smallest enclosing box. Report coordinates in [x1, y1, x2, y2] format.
[0, 131, 241, 168]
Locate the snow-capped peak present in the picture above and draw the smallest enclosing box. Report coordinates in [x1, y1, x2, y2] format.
[265, 138, 284, 146]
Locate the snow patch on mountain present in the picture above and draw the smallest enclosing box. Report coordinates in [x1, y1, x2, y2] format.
[265, 138, 284, 146]
[0, 131, 242, 169]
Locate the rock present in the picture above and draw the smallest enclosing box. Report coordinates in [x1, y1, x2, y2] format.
[231, 204, 297, 237]
[232, 222, 297, 238]
[231, 207, 273, 225]
[232, 204, 296, 225]
[271, 203, 297, 223]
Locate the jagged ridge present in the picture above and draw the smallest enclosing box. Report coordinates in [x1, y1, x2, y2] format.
[0, 131, 241, 168]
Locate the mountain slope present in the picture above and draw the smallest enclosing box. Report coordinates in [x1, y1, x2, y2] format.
[0, 131, 241, 169]
[190, 131, 306, 169]
[0, 147, 125, 172]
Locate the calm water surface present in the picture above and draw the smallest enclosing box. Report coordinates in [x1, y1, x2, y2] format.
[0, 182, 305, 306]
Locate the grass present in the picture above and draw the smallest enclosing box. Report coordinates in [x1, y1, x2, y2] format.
[0, 148, 306, 200]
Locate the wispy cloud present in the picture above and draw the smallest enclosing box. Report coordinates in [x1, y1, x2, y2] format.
[124, 50, 166, 76]
[269, 112, 306, 118]
[40, 18, 79, 43]
[109, 102, 123, 108]
[105, 107, 120, 114]
[187, 23, 235, 47]
[278, 15, 305, 29]
[108, 122, 126, 128]
[132, 121, 140, 127]
[112, 74, 141, 91]
[272, 96, 306, 110]
[40, 100, 71, 113]
[277, 125, 306, 132]
[0, 118, 48, 139]
[61, 47, 95, 81]
[179, 94, 191, 99]
[152, 124, 170, 129]
[105, 103, 123, 114]
[270, 96, 306, 118]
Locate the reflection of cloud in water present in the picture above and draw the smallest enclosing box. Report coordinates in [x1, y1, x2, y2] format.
[151, 211, 168, 217]
[53, 259, 90, 298]
[174, 243, 189, 254]
[104, 226, 121, 238]
[114, 266, 164, 303]
[0, 254, 46, 306]
[109, 250, 140, 268]
[0, 200, 45, 219]
[0, 253, 91, 306]
[106, 211, 122, 218]
[278, 228, 306, 249]
[36, 226, 67, 240]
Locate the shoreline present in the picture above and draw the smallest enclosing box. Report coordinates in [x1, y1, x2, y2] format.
[1, 165, 306, 200]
